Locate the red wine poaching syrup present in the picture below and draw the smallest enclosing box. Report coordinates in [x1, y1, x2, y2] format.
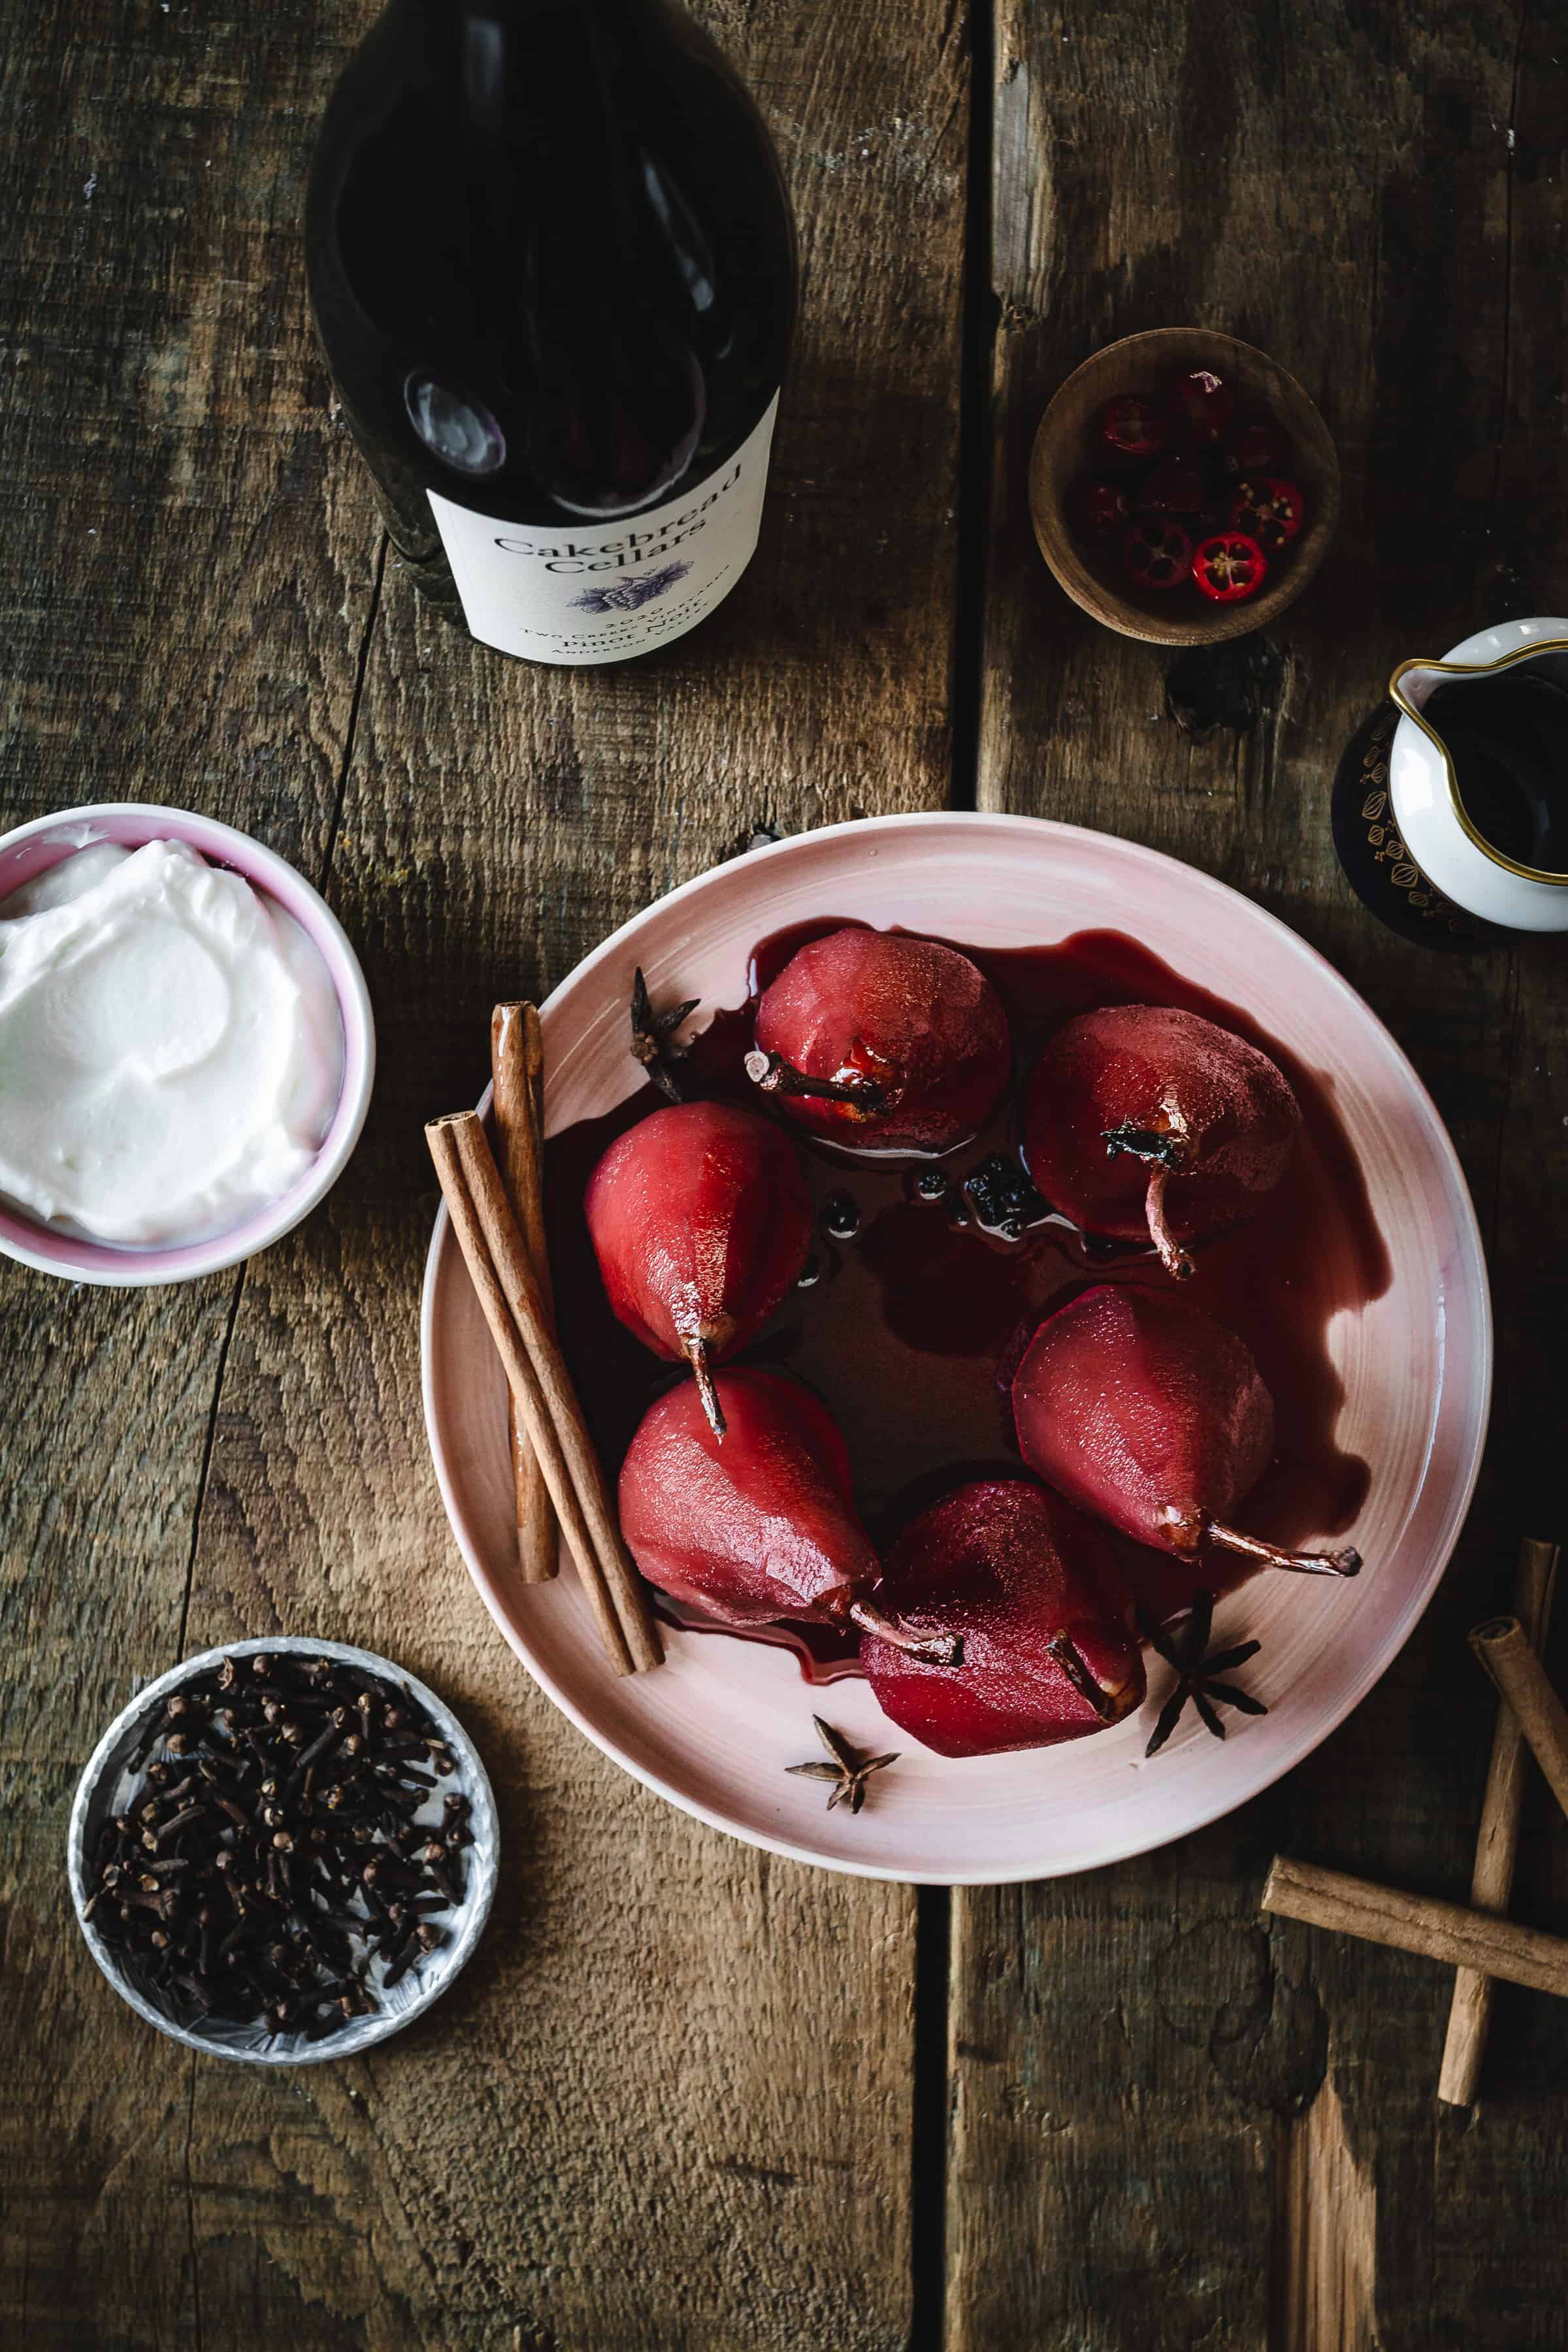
[544, 924, 1390, 1680]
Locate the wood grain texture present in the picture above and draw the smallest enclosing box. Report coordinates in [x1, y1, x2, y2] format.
[0, 1, 376, 2342]
[963, 3, 1568, 2348]
[0, 0, 968, 2346]
[949, 1814, 1322, 2351]
[1273, 2076, 1378, 2352]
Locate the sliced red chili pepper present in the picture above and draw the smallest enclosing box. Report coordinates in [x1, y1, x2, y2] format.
[1228, 420, 1291, 476]
[1122, 517, 1194, 591]
[1138, 457, 1205, 514]
[1073, 478, 1132, 537]
[1229, 476, 1305, 551]
[1097, 395, 1167, 461]
[1191, 532, 1267, 603]
[1168, 368, 1235, 443]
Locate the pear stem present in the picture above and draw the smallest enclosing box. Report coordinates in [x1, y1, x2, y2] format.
[1206, 1520, 1362, 1578]
[1144, 1165, 1196, 1282]
[682, 1337, 727, 1441]
[745, 1048, 887, 1117]
[849, 1597, 964, 1667]
[1045, 1631, 1120, 1722]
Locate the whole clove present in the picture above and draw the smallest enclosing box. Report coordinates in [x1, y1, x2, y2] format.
[86, 1652, 470, 2044]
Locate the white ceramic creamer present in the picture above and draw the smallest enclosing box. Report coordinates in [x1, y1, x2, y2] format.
[1389, 617, 1568, 932]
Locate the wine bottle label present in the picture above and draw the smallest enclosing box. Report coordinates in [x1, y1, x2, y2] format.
[427, 395, 779, 666]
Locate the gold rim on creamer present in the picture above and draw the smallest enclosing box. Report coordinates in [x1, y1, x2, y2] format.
[1388, 638, 1568, 887]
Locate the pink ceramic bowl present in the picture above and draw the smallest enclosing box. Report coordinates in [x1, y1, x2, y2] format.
[421, 812, 1492, 1884]
[0, 803, 374, 1286]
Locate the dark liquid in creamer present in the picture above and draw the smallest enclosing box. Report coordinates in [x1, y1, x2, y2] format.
[544, 924, 1391, 1684]
[1425, 664, 1568, 873]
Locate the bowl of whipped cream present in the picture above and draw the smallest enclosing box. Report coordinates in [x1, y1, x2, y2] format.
[0, 804, 374, 1284]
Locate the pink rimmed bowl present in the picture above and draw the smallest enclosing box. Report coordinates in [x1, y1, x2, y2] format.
[421, 812, 1492, 1886]
[0, 803, 374, 1286]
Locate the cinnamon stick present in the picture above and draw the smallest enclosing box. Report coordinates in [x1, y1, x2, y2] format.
[1439, 1539, 1559, 2105]
[1261, 1856, 1568, 2001]
[493, 1002, 558, 1584]
[430, 1109, 662, 1674]
[1468, 1605, 1568, 1827]
[427, 1117, 636, 1675]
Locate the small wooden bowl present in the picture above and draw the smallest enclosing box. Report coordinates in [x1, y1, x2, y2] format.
[1030, 328, 1341, 647]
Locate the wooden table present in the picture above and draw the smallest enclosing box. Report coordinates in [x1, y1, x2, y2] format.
[4, 3, 1567, 2345]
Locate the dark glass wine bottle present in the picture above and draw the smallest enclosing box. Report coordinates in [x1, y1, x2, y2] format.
[306, 0, 797, 667]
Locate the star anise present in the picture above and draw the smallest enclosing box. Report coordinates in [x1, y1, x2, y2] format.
[1138, 1590, 1266, 1757]
[629, 966, 700, 1103]
[785, 1716, 900, 1814]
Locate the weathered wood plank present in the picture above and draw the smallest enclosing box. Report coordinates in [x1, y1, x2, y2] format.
[960, 3, 1568, 2347]
[1273, 2076, 1378, 2352]
[0, 4, 969, 2351]
[0, 3, 376, 2343]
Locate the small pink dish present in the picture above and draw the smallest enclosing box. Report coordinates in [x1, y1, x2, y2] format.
[0, 803, 374, 1286]
[421, 813, 1491, 1884]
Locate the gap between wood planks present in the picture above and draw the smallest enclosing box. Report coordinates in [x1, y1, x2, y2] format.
[910, 1887, 954, 2352]
[948, 0, 996, 821]
[909, 7, 997, 2347]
